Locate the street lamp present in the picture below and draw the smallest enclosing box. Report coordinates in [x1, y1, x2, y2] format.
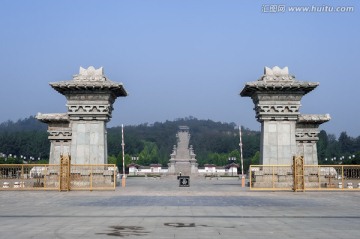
[349, 155, 355, 159]
[131, 156, 139, 161]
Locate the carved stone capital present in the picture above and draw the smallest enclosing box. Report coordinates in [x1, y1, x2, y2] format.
[67, 104, 112, 113]
[297, 114, 331, 125]
[68, 115, 110, 121]
[295, 128, 320, 142]
[66, 104, 113, 121]
[255, 104, 300, 114]
[50, 66, 128, 97]
[255, 103, 300, 122]
[240, 66, 319, 98]
[66, 94, 114, 102]
[48, 130, 72, 141]
[262, 66, 294, 81]
[258, 115, 299, 122]
[253, 94, 304, 103]
[73, 66, 106, 81]
[36, 113, 69, 123]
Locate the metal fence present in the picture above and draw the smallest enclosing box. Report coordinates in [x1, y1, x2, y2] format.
[69, 165, 117, 191]
[0, 164, 117, 191]
[250, 165, 360, 191]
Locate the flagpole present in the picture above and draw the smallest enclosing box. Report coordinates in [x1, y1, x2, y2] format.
[239, 125, 245, 187]
[121, 124, 126, 187]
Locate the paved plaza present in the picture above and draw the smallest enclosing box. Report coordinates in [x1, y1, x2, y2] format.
[1, 177, 360, 239]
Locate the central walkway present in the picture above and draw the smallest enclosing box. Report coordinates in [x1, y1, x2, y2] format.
[1, 177, 360, 238]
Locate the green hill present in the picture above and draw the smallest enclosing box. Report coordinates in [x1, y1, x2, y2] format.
[0, 116, 359, 168]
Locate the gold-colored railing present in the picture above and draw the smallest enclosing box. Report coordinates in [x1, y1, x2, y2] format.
[250, 165, 293, 191]
[250, 165, 360, 191]
[0, 164, 117, 191]
[69, 165, 117, 191]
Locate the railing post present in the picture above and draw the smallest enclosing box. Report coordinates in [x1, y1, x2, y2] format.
[113, 164, 116, 190]
[249, 166, 252, 190]
[58, 164, 61, 192]
[272, 166, 275, 189]
[318, 165, 320, 189]
[21, 165, 24, 190]
[44, 165, 46, 190]
[90, 165, 93, 191]
[293, 162, 296, 191]
[342, 165, 344, 191]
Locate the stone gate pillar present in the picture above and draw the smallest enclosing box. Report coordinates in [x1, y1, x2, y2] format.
[36, 113, 71, 164]
[240, 66, 319, 165]
[296, 114, 331, 165]
[48, 66, 127, 164]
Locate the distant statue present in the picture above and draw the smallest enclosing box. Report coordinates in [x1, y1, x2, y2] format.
[168, 126, 198, 175]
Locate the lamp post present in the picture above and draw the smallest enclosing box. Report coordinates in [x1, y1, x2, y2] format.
[121, 124, 126, 188]
[239, 126, 245, 187]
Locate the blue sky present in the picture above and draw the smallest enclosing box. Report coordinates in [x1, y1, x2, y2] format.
[0, 0, 359, 136]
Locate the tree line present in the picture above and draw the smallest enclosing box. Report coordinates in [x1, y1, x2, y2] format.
[0, 116, 359, 172]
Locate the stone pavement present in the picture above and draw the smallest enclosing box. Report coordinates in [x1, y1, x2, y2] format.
[1, 177, 360, 239]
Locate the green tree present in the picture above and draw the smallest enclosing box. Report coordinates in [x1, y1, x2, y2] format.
[108, 155, 117, 164]
[338, 132, 354, 154]
[251, 151, 260, 165]
[139, 141, 159, 165]
[317, 130, 328, 163]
